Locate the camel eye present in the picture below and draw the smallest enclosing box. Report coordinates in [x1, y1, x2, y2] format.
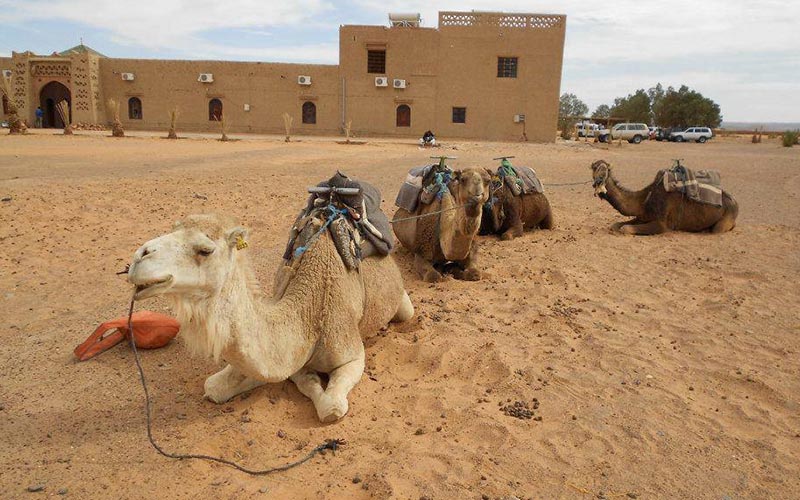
[197, 247, 215, 257]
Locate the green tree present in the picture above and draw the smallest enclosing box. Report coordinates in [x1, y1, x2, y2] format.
[653, 85, 722, 128]
[558, 93, 589, 132]
[610, 89, 651, 124]
[592, 104, 611, 119]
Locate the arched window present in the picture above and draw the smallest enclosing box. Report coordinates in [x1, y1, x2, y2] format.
[209, 98, 223, 121]
[396, 104, 411, 127]
[128, 97, 142, 120]
[302, 101, 316, 124]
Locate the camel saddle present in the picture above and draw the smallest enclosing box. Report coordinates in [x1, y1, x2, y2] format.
[662, 164, 723, 207]
[395, 164, 453, 212]
[494, 164, 543, 196]
[283, 172, 394, 271]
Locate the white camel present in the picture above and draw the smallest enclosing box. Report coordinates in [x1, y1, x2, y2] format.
[127, 213, 414, 422]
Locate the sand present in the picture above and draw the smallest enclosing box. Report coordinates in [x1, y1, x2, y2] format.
[1, 131, 799, 499]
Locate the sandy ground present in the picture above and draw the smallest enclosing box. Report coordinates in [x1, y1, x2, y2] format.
[1, 131, 799, 499]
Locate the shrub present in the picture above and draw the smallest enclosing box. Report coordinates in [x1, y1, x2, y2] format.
[782, 130, 799, 147]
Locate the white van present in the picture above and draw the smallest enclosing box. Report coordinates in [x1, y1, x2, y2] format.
[598, 123, 650, 144]
[576, 123, 600, 138]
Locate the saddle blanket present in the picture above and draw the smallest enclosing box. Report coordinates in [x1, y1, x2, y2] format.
[662, 166, 722, 207]
[496, 165, 543, 195]
[395, 164, 453, 212]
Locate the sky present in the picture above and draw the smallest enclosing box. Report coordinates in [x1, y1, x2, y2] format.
[1, 0, 798, 122]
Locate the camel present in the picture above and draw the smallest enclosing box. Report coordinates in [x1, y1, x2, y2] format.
[590, 160, 738, 235]
[127, 212, 414, 423]
[393, 168, 490, 282]
[481, 169, 554, 240]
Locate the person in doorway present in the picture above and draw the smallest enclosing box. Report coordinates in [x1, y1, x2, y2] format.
[419, 130, 436, 147]
[35, 106, 43, 128]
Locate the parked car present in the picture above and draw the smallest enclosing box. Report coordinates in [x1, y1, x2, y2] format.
[0, 120, 8, 129]
[655, 127, 685, 141]
[670, 127, 714, 143]
[598, 123, 650, 144]
[576, 122, 600, 138]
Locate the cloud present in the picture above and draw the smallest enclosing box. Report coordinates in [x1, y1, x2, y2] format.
[2, 0, 334, 51]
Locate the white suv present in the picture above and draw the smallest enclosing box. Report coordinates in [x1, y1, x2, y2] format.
[670, 127, 713, 143]
[598, 123, 650, 144]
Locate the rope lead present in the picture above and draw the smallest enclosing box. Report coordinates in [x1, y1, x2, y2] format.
[126, 294, 345, 475]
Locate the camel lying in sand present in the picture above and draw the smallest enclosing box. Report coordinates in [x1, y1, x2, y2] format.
[393, 168, 490, 282]
[590, 160, 738, 235]
[127, 212, 413, 422]
[481, 168, 554, 240]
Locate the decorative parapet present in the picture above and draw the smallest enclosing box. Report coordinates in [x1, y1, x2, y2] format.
[439, 12, 564, 29]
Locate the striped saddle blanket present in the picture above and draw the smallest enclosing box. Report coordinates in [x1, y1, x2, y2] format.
[496, 165, 543, 196]
[662, 165, 723, 207]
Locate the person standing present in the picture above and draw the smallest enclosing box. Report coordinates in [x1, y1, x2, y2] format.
[35, 106, 44, 128]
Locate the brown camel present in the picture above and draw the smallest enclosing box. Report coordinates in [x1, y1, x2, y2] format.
[393, 168, 490, 282]
[481, 169, 554, 240]
[590, 160, 738, 235]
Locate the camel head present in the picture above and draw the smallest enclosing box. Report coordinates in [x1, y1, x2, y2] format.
[590, 160, 612, 197]
[451, 168, 491, 218]
[127, 214, 249, 301]
[482, 168, 505, 231]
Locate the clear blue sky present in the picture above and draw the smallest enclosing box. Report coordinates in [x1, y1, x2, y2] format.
[2, 0, 798, 122]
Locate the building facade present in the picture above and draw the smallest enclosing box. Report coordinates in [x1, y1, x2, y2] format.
[1, 11, 565, 142]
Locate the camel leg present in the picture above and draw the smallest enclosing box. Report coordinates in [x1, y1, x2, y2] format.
[500, 220, 524, 241]
[290, 367, 326, 413]
[316, 351, 366, 423]
[619, 220, 668, 236]
[451, 245, 481, 281]
[610, 218, 640, 232]
[204, 364, 266, 403]
[540, 209, 554, 230]
[711, 215, 736, 234]
[414, 253, 443, 282]
[392, 290, 414, 322]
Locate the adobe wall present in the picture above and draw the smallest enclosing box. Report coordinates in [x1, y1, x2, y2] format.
[339, 13, 565, 142]
[339, 25, 441, 139]
[98, 59, 341, 135]
[435, 12, 565, 142]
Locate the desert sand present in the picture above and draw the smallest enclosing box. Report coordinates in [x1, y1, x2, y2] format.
[1, 131, 798, 499]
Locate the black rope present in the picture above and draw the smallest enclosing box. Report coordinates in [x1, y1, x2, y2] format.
[125, 294, 344, 475]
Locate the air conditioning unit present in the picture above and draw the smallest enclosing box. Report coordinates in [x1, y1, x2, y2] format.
[198, 73, 214, 83]
[2, 69, 12, 79]
[375, 76, 388, 87]
[393, 79, 406, 89]
[121, 73, 135, 81]
[514, 114, 526, 123]
[298, 75, 312, 85]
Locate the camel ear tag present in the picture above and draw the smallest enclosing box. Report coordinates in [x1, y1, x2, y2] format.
[235, 235, 249, 250]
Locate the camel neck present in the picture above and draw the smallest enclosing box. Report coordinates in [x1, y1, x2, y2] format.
[174, 254, 314, 382]
[603, 173, 648, 218]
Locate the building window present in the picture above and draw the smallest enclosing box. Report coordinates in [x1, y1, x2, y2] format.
[452, 107, 466, 124]
[497, 57, 518, 78]
[367, 50, 386, 74]
[302, 101, 316, 124]
[396, 104, 411, 127]
[209, 98, 223, 121]
[128, 97, 142, 120]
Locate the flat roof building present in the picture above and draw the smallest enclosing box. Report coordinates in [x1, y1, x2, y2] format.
[1, 11, 566, 142]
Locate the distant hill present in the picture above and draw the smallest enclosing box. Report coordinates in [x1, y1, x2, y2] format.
[721, 122, 800, 132]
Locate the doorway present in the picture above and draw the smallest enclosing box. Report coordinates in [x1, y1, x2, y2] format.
[39, 81, 71, 128]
